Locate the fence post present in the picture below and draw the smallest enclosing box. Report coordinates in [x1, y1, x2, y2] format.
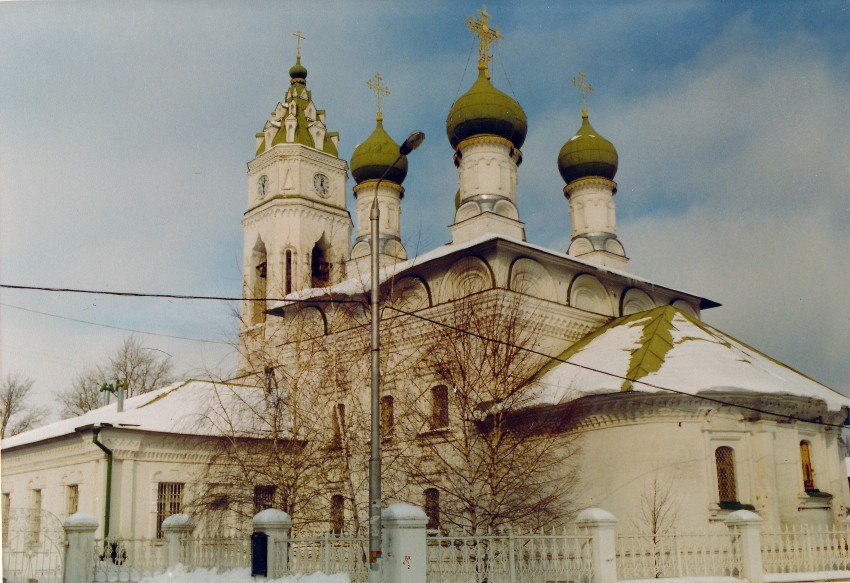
[162, 513, 196, 569]
[576, 508, 618, 583]
[382, 503, 428, 583]
[63, 512, 98, 583]
[253, 508, 292, 578]
[725, 509, 763, 583]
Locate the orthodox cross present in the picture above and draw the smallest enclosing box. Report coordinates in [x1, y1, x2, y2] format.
[293, 30, 306, 59]
[572, 70, 593, 115]
[466, 4, 502, 77]
[367, 73, 390, 120]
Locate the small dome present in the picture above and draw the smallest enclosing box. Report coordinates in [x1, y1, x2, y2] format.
[289, 57, 307, 84]
[558, 112, 618, 184]
[350, 117, 408, 185]
[446, 69, 527, 150]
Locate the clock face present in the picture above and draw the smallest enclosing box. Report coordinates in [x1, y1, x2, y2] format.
[313, 173, 330, 197]
[258, 175, 269, 198]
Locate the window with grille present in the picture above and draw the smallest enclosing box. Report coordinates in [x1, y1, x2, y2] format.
[330, 494, 344, 535]
[67, 484, 79, 516]
[715, 446, 737, 503]
[156, 482, 184, 538]
[430, 385, 449, 430]
[28, 489, 42, 546]
[285, 249, 293, 295]
[254, 485, 277, 514]
[381, 395, 394, 438]
[800, 441, 815, 491]
[331, 403, 345, 449]
[424, 488, 440, 530]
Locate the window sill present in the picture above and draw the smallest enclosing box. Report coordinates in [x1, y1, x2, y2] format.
[709, 502, 757, 521]
[418, 427, 450, 438]
[798, 491, 832, 510]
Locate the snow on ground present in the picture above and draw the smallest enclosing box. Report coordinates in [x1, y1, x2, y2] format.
[137, 565, 349, 583]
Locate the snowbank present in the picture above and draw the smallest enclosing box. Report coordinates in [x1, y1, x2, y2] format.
[137, 565, 349, 583]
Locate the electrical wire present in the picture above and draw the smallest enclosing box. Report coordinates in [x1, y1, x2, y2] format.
[0, 302, 230, 345]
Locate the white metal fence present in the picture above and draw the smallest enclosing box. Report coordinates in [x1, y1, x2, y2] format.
[274, 530, 373, 581]
[93, 538, 167, 581]
[616, 531, 741, 580]
[427, 526, 594, 583]
[761, 522, 850, 574]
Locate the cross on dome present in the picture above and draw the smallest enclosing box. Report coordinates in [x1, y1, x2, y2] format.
[572, 70, 594, 117]
[366, 73, 390, 121]
[466, 4, 503, 79]
[293, 30, 306, 59]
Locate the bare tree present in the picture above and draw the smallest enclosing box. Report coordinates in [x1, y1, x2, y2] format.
[397, 291, 580, 531]
[1, 373, 49, 438]
[631, 474, 680, 578]
[55, 336, 175, 417]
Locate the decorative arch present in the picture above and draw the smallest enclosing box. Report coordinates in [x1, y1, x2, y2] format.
[456, 201, 480, 222]
[493, 199, 519, 220]
[439, 256, 494, 302]
[389, 275, 432, 312]
[671, 299, 698, 318]
[291, 306, 328, 337]
[250, 236, 268, 325]
[568, 273, 614, 316]
[621, 288, 655, 315]
[508, 257, 557, 301]
[311, 233, 331, 288]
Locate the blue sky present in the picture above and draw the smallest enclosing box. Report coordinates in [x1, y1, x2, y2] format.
[1, 1, 848, 416]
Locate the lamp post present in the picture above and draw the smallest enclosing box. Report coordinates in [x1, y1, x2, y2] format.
[369, 130, 424, 581]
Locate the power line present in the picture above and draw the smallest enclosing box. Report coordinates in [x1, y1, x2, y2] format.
[0, 283, 363, 304]
[0, 302, 231, 345]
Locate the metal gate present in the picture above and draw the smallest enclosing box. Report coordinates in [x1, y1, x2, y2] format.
[2, 508, 65, 583]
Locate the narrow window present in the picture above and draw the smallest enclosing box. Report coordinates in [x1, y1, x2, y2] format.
[311, 244, 330, 287]
[156, 482, 184, 538]
[330, 494, 344, 534]
[715, 446, 738, 504]
[29, 489, 42, 546]
[424, 488, 440, 530]
[252, 260, 267, 325]
[381, 395, 394, 438]
[2, 493, 10, 543]
[800, 441, 815, 491]
[254, 485, 277, 514]
[430, 385, 449, 430]
[285, 249, 293, 295]
[67, 484, 79, 516]
[331, 403, 345, 449]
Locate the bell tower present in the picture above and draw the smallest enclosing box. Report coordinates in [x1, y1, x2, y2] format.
[241, 35, 352, 332]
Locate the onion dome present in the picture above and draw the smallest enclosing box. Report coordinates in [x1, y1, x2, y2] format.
[446, 68, 527, 150]
[558, 111, 618, 184]
[289, 56, 307, 84]
[350, 114, 408, 185]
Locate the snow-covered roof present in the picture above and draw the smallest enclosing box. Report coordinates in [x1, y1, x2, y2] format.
[269, 233, 717, 310]
[1, 379, 266, 450]
[534, 305, 848, 412]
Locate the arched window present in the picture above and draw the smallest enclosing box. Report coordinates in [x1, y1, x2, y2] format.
[330, 494, 344, 535]
[381, 395, 394, 438]
[715, 446, 737, 504]
[252, 255, 268, 325]
[800, 441, 815, 491]
[424, 488, 440, 530]
[311, 244, 330, 287]
[430, 385, 449, 430]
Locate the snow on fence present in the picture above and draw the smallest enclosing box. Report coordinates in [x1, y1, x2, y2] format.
[426, 525, 594, 583]
[761, 522, 850, 574]
[615, 531, 741, 580]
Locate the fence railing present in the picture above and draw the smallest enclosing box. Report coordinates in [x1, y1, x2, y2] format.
[616, 530, 741, 580]
[761, 522, 850, 574]
[427, 526, 594, 583]
[275, 530, 372, 581]
[93, 538, 166, 581]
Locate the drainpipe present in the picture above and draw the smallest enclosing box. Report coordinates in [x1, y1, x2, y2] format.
[91, 425, 113, 539]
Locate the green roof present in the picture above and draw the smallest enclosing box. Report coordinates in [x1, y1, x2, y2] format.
[446, 68, 527, 150]
[558, 113, 618, 184]
[350, 117, 408, 185]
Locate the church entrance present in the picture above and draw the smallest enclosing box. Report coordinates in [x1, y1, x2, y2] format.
[2, 508, 65, 583]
